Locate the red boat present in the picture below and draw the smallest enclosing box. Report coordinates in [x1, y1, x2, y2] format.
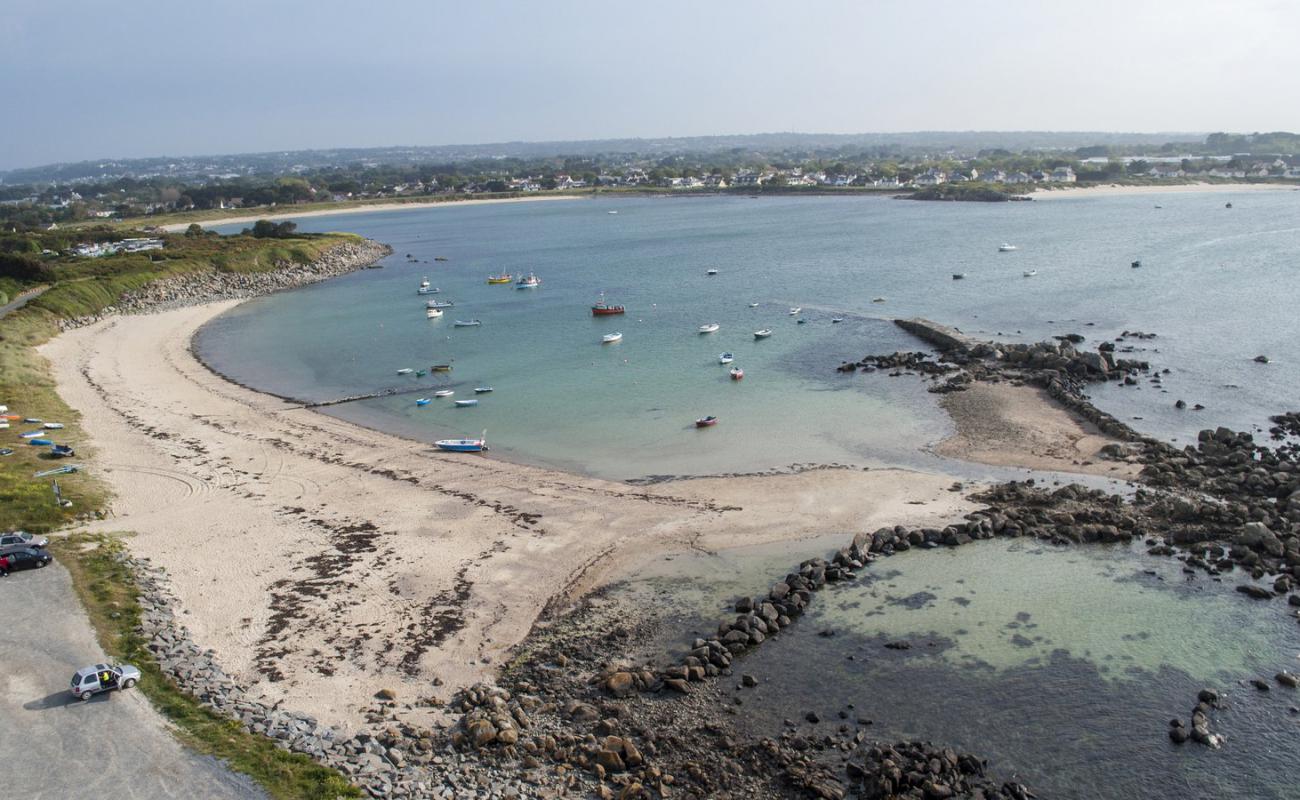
[695, 415, 719, 428]
[591, 291, 625, 316]
[730, 368, 744, 380]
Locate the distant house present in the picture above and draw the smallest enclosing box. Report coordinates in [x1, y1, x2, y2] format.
[1207, 167, 1246, 178]
[913, 169, 946, 187]
[1284, 168, 1300, 179]
[1148, 166, 1184, 179]
[703, 174, 729, 188]
[980, 169, 1007, 183]
[1004, 172, 1032, 184]
[1050, 167, 1077, 183]
[869, 176, 901, 188]
[733, 172, 765, 186]
[1029, 170, 1050, 182]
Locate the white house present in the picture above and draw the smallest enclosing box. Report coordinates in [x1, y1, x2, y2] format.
[1050, 167, 1077, 183]
[913, 169, 947, 186]
[1004, 172, 1033, 184]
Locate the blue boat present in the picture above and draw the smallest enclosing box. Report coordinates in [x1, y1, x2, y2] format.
[29, 438, 54, 446]
[435, 432, 488, 453]
[416, 398, 431, 406]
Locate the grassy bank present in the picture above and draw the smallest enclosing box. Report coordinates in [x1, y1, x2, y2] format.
[52, 533, 360, 800]
[0, 229, 360, 532]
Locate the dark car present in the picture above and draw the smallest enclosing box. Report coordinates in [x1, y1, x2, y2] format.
[2, 548, 52, 572]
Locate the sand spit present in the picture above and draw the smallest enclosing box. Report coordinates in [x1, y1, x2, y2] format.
[41, 302, 974, 729]
[1032, 181, 1295, 200]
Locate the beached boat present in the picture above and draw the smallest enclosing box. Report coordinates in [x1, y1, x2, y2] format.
[0, 422, 9, 429]
[0, 405, 6, 413]
[718, 352, 734, 364]
[753, 329, 772, 339]
[486, 274, 513, 284]
[431, 364, 453, 372]
[416, 398, 431, 406]
[435, 434, 487, 453]
[29, 438, 54, 446]
[50, 444, 75, 458]
[998, 243, 1018, 252]
[34, 464, 80, 477]
[730, 367, 744, 380]
[23, 418, 41, 424]
[474, 387, 494, 394]
[427, 300, 454, 308]
[396, 368, 414, 375]
[1023, 269, 1038, 277]
[789, 307, 801, 315]
[695, 415, 719, 428]
[601, 332, 623, 344]
[516, 272, 541, 289]
[43, 422, 64, 429]
[426, 308, 443, 318]
[433, 389, 455, 398]
[952, 273, 966, 280]
[454, 319, 482, 327]
[706, 269, 718, 276]
[454, 399, 479, 407]
[698, 323, 720, 334]
[591, 292, 625, 315]
[0, 448, 12, 456]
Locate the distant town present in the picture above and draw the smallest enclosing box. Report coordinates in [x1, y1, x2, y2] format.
[2, 130, 1299, 229]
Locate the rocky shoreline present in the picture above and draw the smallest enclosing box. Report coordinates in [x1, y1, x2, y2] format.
[57, 238, 392, 330]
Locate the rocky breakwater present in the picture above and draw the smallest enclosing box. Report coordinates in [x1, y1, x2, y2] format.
[59, 238, 392, 330]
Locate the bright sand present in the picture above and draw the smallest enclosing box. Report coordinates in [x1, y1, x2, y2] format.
[1030, 181, 1295, 200]
[43, 302, 992, 729]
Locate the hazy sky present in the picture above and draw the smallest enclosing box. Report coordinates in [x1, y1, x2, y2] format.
[3, 0, 1298, 169]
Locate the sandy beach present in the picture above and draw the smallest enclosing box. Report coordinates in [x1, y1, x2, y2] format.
[159, 195, 582, 232]
[1031, 181, 1296, 200]
[42, 302, 984, 730]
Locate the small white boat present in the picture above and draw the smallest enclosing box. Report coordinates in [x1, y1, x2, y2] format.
[516, 272, 541, 289]
[43, 422, 65, 429]
[20, 431, 44, 439]
[698, 323, 720, 334]
[748, 302, 759, 308]
[433, 389, 455, 398]
[454, 399, 479, 407]
[602, 332, 623, 344]
[454, 319, 482, 327]
[426, 308, 443, 318]
[706, 269, 718, 276]
[0, 422, 9, 430]
[754, 329, 773, 339]
[1023, 269, 1038, 277]
[718, 352, 734, 364]
[998, 243, 1018, 252]
[789, 307, 802, 315]
[396, 368, 414, 375]
[416, 398, 431, 406]
[608, 210, 619, 215]
[435, 433, 487, 453]
[831, 317, 844, 324]
[417, 286, 440, 295]
[427, 300, 454, 308]
[474, 387, 494, 394]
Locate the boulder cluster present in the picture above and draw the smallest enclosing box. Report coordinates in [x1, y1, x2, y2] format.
[845, 742, 1034, 800]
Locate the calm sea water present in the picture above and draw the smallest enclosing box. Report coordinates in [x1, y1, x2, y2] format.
[617, 537, 1300, 800]
[199, 190, 1300, 479]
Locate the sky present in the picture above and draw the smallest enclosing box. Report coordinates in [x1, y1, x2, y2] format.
[2, 0, 1298, 170]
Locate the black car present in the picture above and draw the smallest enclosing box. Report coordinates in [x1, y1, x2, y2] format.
[1, 547, 52, 572]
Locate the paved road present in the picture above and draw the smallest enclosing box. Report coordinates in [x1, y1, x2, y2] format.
[0, 285, 48, 321]
[0, 560, 264, 800]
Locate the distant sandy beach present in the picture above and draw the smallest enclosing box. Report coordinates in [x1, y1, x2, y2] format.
[43, 302, 987, 731]
[159, 195, 582, 232]
[1032, 182, 1296, 200]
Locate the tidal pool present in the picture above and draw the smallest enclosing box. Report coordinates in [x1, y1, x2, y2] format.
[618, 538, 1300, 799]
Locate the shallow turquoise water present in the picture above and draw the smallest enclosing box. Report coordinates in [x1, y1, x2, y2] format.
[199, 191, 1300, 478]
[619, 538, 1300, 800]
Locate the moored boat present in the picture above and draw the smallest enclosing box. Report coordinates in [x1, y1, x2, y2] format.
[592, 292, 625, 315]
[474, 386, 494, 394]
[695, 415, 718, 428]
[602, 332, 623, 344]
[434, 256, 449, 262]
[426, 308, 443, 318]
[831, 317, 844, 324]
[396, 368, 414, 375]
[698, 323, 720, 334]
[1131, 260, 1142, 268]
[789, 307, 801, 315]
[433, 389, 455, 398]
[454, 399, 479, 407]
[1023, 269, 1038, 277]
[706, 268, 718, 276]
[416, 398, 431, 406]
[427, 300, 454, 308]
[952, 273, 966, 280]
[417, 286, 440, 295]
[516, 272, 541, 289]
[454, 319, 482, 327]
[748, 302, 759, 308]
[487, 274, 513, 284]
[998, 243, 1018, 252]
[718, 352, 734, 364]
[431, 364, 453, 372]
[730, 367, 744, 380]
[754, 329, 772, 339]
[435, 433, 488, 453]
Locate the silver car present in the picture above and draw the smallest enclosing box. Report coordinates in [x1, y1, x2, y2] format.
[0, 531, 49, 553]
[69, 663, 142, 701]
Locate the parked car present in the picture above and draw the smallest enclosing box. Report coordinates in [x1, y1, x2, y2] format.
[69, 663, 142, 701]
[0, 531, 49, 550]
[2, 547, 52, 571]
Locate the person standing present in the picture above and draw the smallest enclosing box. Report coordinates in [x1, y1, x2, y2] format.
[0, 553, 10, 577]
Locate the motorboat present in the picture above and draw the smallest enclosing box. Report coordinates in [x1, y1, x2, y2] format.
[418, 277, 431, 290]
[516, 272, 541, 289]
[730, 367, 745, 380]
[608, 210, 618, 215]
[695, 415, 719, 428]
[43, 422, 64, 429]
[433, 389, 455, 398]
[454, 319, 482, 327]
[872, 297, 886, 303]
[487, 274, 513, 284]
[706, 268, 718, 276]
[998, 243, 1018, 252]
[602, 332, 623, 344]
[748, 302, 759, 308]
[396, 368, 414, 375]
[952, 273, 966, 280]
[416, 370, 427, 377]
[427, 300, 454, 308]
[1131, 260, 1142, 268]
[416, 398, 431, 406]
[431, 364, 453, 372]
[789, 307, 801, 315]
[698, 323, 720, 334]
[1023, 269, 1038, 277]
[454, 399, 479, 407]
[474, 387, 494, 394]
[434, 256, 449, 262]
[796, 318, 807, 324]
[435, 433, 487, 453]
[592, 292, 625, 315]
[718, 352, 734, 364]
[417, 286, 440, 295]
[754, 329, 772, 339]
[831, 317, 844, 324]
[50, 444, 75, 458]
[19, 430, 45, 438]
[426, 308, 443, 318]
